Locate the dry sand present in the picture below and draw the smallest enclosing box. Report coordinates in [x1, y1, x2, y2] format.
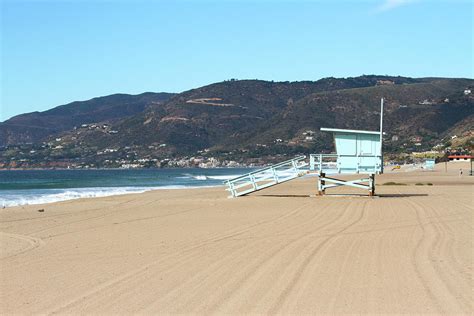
[1, 162, 472, 314]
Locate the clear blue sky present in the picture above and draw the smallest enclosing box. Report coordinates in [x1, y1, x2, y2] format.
[1, 0, 472, 121]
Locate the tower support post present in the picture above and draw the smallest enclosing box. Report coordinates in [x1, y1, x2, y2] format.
[369, 174, 375, 196]
[318, 172, 326, 195]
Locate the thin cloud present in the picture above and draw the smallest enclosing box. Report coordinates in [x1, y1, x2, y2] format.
[374, 0, 417, 13]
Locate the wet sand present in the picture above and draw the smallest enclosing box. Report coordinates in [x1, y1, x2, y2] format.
[1, 162, 472, 314]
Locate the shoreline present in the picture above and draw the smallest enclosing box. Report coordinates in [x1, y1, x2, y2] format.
[2, 162, 472, 209]
[1, 184, 221, 209]
[0, 168, 254, 208]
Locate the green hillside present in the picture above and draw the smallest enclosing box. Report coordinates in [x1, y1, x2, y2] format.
[1, 76, 472, 168]
[0, 92, 175, 146]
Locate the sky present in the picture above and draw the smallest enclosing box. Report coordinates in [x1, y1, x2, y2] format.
[1, 0, 472, 121]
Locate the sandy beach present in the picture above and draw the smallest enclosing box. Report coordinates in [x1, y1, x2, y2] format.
[1, 162, 472, 314]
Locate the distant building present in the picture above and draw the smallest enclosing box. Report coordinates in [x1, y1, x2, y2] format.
[464, 89, 471, 95]
[419, 99, 433, 105]
[376, 80, 394, 85]
[412, 151, 442, 158]
[448, 154, 473, 161]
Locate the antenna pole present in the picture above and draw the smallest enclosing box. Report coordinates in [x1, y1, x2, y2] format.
[380, 98, 384, 173]
[380, 98, 384, 143]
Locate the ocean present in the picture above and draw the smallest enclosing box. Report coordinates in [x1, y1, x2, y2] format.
[0, 168, 254, 207]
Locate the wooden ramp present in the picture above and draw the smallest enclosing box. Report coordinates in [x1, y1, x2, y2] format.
[224, 156, 308, 197]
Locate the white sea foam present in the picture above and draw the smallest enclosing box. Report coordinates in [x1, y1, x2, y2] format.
[0, 185, 202, 208]
[0, 169, 252, 208]
[206, 175, 242, 180]
[178, 174, 243, 181]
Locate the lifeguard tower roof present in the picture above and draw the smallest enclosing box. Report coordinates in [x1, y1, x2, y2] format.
[320, 128, 381, 135]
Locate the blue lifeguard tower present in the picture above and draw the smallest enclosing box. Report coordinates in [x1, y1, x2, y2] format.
[224, 99, 385, 197]
[424, 158, 435, 171]
[311, 98, 384, 196]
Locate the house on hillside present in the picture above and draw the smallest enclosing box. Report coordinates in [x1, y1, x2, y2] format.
[376, 80, 394, 85]
[419, 99, 433, 105]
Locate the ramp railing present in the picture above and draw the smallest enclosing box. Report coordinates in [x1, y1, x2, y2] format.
[224, 156, 308, 197]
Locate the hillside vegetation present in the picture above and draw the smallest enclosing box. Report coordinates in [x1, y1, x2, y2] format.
[1, 76, 472, 168]
[0, 92, 175, 145]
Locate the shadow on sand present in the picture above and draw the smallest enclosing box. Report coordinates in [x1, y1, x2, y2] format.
[251, 193, 429, 198]
[254, 194, 313, 198]
[377, 193, 428, 198]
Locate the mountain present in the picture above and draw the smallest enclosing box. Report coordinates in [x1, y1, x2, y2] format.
[0, 92, 175, 146]
[1, 76, 472, 168]
[67, 76, 427, 151]
[244, 79, 473, 149]
[72, 76, 472, 153]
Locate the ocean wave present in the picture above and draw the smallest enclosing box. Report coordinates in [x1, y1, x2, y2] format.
[0, 185, 197, 208]
[206, 175, 242, 180]
[177, 174, 243, 181]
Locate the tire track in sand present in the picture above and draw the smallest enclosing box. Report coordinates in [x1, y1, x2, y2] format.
[0, 232, 45, 260]
[409, 198, 472, 313]
[267, 200, 368, 314]
[148, 202, 342, 314]
[47, 199, 313, 314]
[406, 198, 445, 314]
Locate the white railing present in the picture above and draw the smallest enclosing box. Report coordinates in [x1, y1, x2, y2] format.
[224, 156, 308, 197]
[309, 154, 382, 174]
